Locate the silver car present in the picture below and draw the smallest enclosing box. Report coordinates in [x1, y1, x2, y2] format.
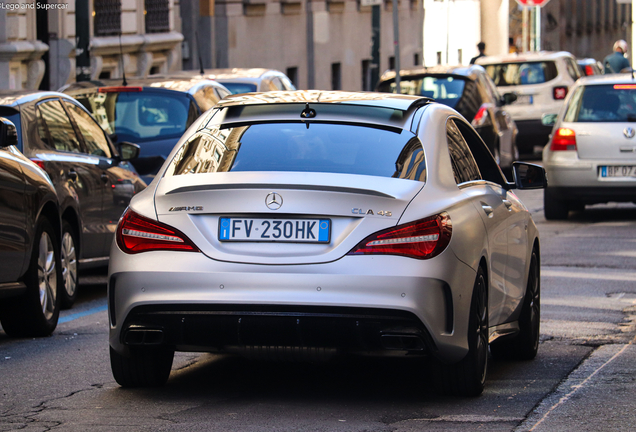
[542, 74, 636, 219]
[108, 91, 546, 396]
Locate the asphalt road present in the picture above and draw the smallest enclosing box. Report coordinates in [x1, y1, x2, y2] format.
[1, 186, 635, 431]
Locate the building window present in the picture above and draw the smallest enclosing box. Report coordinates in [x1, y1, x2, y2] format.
[362, 59, 371, 91]
[286, 67, 298, 88]
[414, 53, 420, 66]
[436, 52, 442, 65]
[94, 0, 122, 37]
[145, 0, 170, 34]
[331, 63, 342, 90]
[389, 56, 395, 70]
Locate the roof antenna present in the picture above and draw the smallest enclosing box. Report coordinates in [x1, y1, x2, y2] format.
[119, 32, 127, 86]
[195, 31, 205, 75]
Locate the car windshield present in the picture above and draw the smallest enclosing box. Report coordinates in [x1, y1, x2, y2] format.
[166, 122, 425, 182]
[564, 84, 636, 123]
[74, 90, 193, 141]
[483, 61, 558, 86]
[219, 82, 258, 94]
[377, 76, 467, 108]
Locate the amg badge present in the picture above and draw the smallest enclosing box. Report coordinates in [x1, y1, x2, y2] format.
[169, 206, 204, 212]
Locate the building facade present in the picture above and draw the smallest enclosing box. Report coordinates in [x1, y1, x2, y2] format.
[1, 0, 424, 92]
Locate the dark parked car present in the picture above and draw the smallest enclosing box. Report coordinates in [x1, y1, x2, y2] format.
[0, 117, 62, 336]
[377, 65, 519, 177]
[61, 76, 231, 183]
[0, 91, 144, 309]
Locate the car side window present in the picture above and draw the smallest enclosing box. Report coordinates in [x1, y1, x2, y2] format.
[36, 100, 82, 153]
[446, 119, 482, 184]
[271, 77, 285, 90]
[565, 58, 581, 81]
[453, 119, 506, 185]
[64, 102, 112, 158]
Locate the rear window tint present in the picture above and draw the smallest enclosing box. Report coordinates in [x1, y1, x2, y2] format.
[166, 122, 425, 182]
[564, 84, 636, 123]
[483, 61, 558, 86]
[377, 76, 467, 109]
[220, 82, 258, 94]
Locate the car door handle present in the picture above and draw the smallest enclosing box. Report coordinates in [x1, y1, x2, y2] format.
[503, 199, 513, 211]
[100, 173, 109, 184]
[481, 203, 494, 218]
[67, 170, 78, 182]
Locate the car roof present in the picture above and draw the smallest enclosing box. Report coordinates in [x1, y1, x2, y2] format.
[379, 65, 485, 83]
[214, 90, 431, 112]
[176, 68, 284, 81]
[0, 90, 75, 107]
[60, 75, 227, 94]
[476, 51, 575, 65]
[575, 74, 636, 85]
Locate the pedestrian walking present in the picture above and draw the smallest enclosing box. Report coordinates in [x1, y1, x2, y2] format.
[603, 40, 631, 73]
[470, 42, 486, 65]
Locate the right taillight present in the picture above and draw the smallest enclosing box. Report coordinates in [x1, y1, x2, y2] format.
[550, 127, 577, 151]
[347, 213, 452, 260]
[471, 104, 490, 128]
[116, 208, 199, 254]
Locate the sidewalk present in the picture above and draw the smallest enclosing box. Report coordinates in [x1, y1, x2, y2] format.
[516, 336, 636, 432]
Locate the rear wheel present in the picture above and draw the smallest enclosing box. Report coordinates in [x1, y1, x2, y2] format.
[60, 221, 79, 309]
[491, 249, 540, 360]
[0, 218, 61, 337]
[110, 346, 174, 387]
[543, 188, 569, 220]
[431, 267, 488, 397]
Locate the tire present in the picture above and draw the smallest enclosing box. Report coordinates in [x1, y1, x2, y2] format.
[60, 221, 79, 309]
[110, 346, 174, 387]
[490, 249, 540, 360]
[431, 267, 488, 397]
[0, 218, 61, 337]
[543, 188, 569, 220]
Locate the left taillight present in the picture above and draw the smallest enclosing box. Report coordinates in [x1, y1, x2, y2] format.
[29, 158, 46, 171]
[116, 208, 199, 254]
[471, 104, 490, 128]
[347, 213, 452, 260]
[553, 86, 568, 100]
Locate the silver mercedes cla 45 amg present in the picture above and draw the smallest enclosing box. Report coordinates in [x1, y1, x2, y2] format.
[108, 91, 546, 396]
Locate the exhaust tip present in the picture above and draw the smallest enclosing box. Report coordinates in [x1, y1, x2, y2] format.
[124, 327, 164, 345]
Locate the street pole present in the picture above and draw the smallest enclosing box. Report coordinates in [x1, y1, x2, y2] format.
[392, 0, 401, 92]
[370, 4, 380, 91]
[632, 0, 635, 70]
[535, 5, 541, 51]
[522, 5, 529, 53]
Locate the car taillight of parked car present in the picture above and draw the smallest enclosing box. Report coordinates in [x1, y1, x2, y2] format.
[347, 213, 452, 260]
[29, 158, 46, 171]
[551, 128, 577, 151]
[553, 86, 568, 100]
[116, 208, 199, 254]
[471, 104, 491, 128]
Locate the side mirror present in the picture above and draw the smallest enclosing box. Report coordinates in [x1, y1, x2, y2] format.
[501, 92, 517, 105]
[512, 162, 547, 190]
[541, 113, 558, 127]
[118, 141, 140, 161]
[0, 117, 18, 148]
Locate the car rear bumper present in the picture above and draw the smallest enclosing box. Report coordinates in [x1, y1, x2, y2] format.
[108, 246, 476, 363]
[515, 119, 552, 155]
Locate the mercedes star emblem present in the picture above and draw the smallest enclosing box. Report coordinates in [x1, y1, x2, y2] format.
[265, 192, 283, 210]
[624, 127, 635, 139]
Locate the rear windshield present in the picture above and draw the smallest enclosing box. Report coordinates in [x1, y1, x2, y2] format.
[483, 61, 558, 86]
[73, 90, 195, 142]
[166, 121, 426, 182]
[220, 82, 258, 94]
[564, 84, 636, 123]
[0, 110, 22, 150]
[377, 76, 467, 109]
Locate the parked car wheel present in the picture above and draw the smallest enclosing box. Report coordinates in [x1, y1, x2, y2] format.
[110, 346, 174, 387]
[0, 218, 61, 337]
[60, 221, 79, 309]
[432, 266, 488, 397]
[544, 188, 569, 220]
[491, 249, 540, 360]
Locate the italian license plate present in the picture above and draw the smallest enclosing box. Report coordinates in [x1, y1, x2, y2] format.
[219, 217, 331, 243]
[600, 166, 636, 179]
[513, 94, 533, 105]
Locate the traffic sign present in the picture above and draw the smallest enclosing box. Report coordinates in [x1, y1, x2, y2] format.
[515, 0, 551, 6]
